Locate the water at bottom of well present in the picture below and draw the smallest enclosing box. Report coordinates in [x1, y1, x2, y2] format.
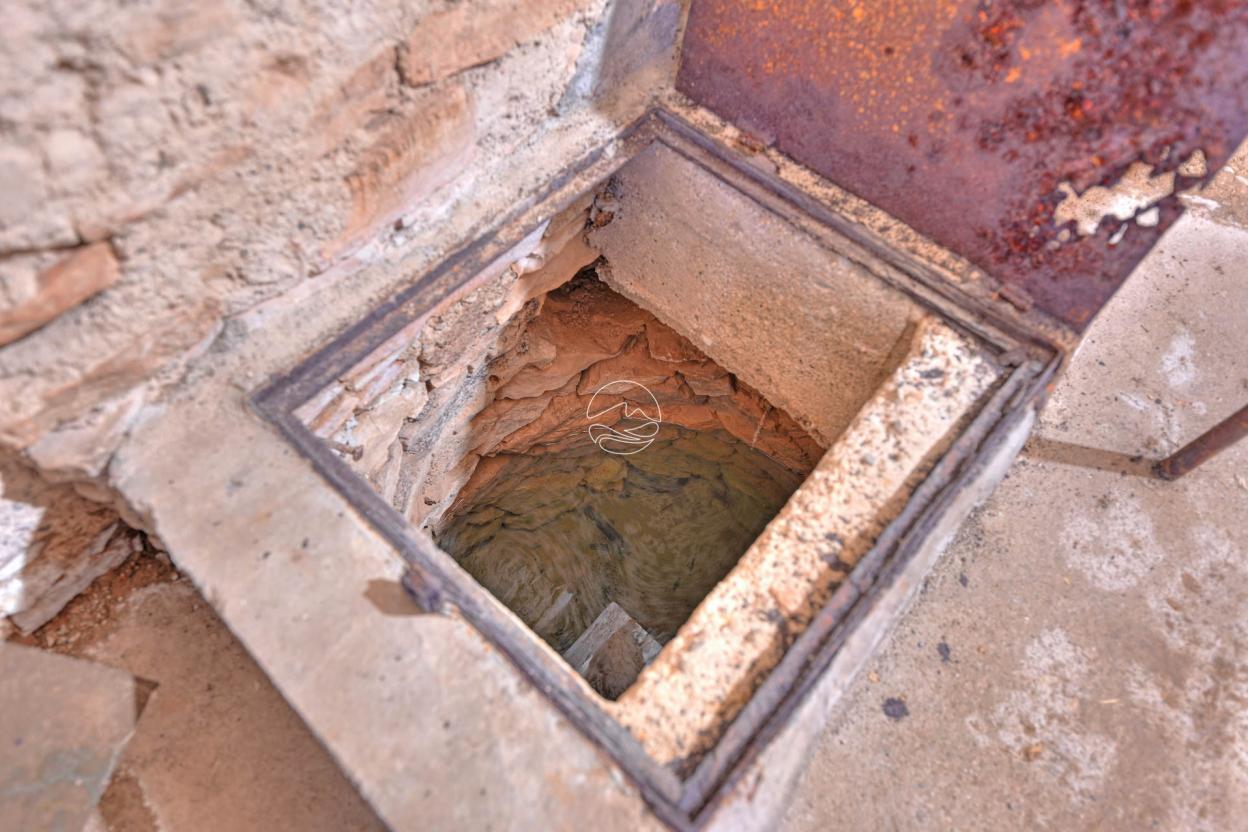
[437, 426, 804, 654]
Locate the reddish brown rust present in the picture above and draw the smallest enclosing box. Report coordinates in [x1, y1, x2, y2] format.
[1154, 403, 1248, 481]
[677, 0, 1248, 331]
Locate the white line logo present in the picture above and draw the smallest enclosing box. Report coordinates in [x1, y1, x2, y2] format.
[586, 380, 662, 455]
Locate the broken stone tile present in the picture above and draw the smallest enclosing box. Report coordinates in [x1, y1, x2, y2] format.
[0, 643, 138, 832]
[10, 527, 139, 634]
[0, 460, 133, 633]
[25, 388, 146, 481]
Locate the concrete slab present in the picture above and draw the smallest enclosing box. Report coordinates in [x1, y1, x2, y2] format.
[88, 581, 386, 832]
[11, 547, 386, 832]
[0, 642, 136, 832]
[782, 177, 1248, 828]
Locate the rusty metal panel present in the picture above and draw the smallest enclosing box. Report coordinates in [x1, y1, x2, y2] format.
[677, 0, 1248, 331]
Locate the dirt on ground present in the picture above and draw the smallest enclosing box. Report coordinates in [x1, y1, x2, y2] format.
[6, 542, 386, 832]
[10, 541, 177, 657]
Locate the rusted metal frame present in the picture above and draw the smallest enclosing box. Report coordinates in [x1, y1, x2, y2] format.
[254, 113, 661, 416]
[252, 107, 1061, 831]
[254, 359, 1047, 832]
[251, 401, 690, 828]
[680, 356, 1052, 821]
[675, 1, 1248, 331]
[1155, 403, 1248, 481]
[251, 114, 697, 825]
[649, 108, 1068, 359]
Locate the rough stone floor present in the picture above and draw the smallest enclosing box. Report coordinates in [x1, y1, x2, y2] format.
[8, 179, 1246, 832]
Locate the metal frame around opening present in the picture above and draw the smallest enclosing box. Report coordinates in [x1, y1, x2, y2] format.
[253, 107, 1060, 830]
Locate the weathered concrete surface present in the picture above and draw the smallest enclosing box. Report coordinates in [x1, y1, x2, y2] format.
[106, 275, 663, 830]
[783, 166, 1248, 831]
[10, 550, 387, 831]
[616, 317, 999, 771]
[0, 642, 136, 831]
[708, 406, 1037, 832]
[90, 582, 386, 831]
[1, 125, 1240, 832]
[0, 0, 1239, 827]
[92, 140, 1243, 832]
[591, 142, 927, 446]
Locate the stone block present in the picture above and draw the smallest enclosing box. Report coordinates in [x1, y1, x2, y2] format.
[307, 47, 402, 158]
[0, 243, 120, 347]
[0, 295, 222, 450]
[327, 84, 475, 261]
[0, 459, 136, 633]
[114, 0, 240, 65]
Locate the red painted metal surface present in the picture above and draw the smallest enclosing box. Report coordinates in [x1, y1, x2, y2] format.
[678, 0, 1248, 331]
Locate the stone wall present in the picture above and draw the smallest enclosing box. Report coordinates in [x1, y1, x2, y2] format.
[0, 0, 682, 496]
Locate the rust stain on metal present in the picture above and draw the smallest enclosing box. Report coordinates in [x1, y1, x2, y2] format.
[678, 0, 1248, 331]
[1155, 403, 1248, 481]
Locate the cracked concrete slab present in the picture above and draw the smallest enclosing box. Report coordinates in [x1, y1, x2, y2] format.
[0, 642, 137, 832]
[782, 189, 1248, 831]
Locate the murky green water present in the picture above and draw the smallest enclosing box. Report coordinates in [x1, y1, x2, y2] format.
[437, 426, 804, 654]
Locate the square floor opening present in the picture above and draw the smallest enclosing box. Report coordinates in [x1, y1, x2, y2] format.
[285, 135, 1006, 778]
[433, 270, 820, 700]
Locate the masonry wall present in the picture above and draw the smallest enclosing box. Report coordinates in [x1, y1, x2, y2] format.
[0, 0, 682, 626]
[0, 0, 682, 492]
